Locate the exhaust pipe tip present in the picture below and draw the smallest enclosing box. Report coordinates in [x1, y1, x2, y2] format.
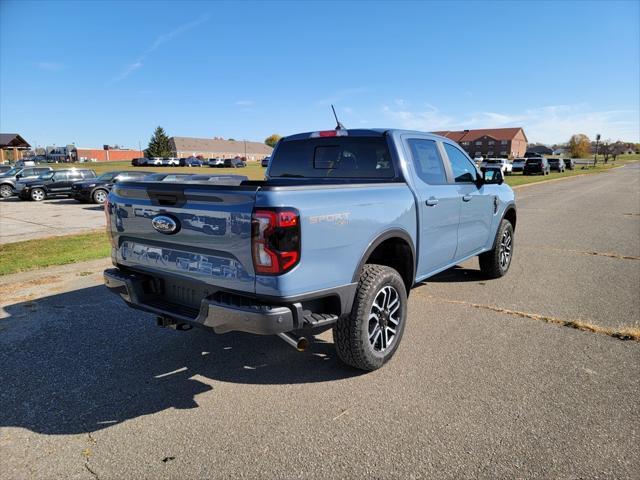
[296, 336, 310, 352]
[278, 332, 310, 352]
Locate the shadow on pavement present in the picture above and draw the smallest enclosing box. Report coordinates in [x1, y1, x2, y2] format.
[0, 285, 360, 435]
[425, 265, 487, 283]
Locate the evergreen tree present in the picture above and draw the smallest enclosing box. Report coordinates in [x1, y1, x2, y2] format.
[145, 126, 172, 158]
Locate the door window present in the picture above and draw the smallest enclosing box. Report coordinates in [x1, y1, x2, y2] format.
[407, 139, 447, 184]
[53, 171, 69, 181]
[445, 143, 478, 183]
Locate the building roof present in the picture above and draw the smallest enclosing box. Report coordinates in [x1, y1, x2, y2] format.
[432, 128, 527, 144]
[170, 137, 273, 155]
[0, 133, 31, 148]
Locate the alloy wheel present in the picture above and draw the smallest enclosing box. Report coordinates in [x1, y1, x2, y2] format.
[499, 229, 512, 270]
[368, 285, 401, 353]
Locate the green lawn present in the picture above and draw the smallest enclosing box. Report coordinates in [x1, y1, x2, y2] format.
[51, 160, 267, 180]
[0, 231, 111, 276]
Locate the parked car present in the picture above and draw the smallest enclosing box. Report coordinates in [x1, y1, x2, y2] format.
[72, 170, 152, 204]
[261, 156, 271, 168]
[0, 166, 53, 199]
[17, 168, 97, 201]
[511, 158, 526, 173]
[104, 128, 516, 372]
[180, 157, 204, 167]
[161, 157, 180, 167]
[224, 158, 246, 168]
[523, 157, 550, 175]
[14, 159, 37, 168]
[563, 158, 575, 170]
[480, 158, 512, 176]
[547, 158, 566, 173]
[142, 173, 194, 182]
[208, 158, 225, 168]
[131, 158, 149, 166]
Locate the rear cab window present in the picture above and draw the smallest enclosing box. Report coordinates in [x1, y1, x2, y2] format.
[269, 136, 395, 179]
[406, 138, 447, 184]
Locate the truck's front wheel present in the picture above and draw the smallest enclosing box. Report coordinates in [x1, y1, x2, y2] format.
[333, 264, 407, 371]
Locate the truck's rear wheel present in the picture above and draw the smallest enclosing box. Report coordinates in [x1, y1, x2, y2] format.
[333, 264, 407, 371]
[479, 218, 514, 278]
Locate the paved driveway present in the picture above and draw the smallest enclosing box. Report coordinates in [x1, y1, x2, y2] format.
[1, 165, 638, 479]
[0, 197, 105, 244]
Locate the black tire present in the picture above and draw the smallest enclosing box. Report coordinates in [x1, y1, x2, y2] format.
[30, 188, 46, 202]
[92, 189, 108, 204]
[479, 218, 514, 279]
[0, 184, 13, 199]
[333, 264, 407, 371]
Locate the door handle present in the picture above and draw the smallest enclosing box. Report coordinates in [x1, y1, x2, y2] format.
[426, 197, 439, 206]
[462, 195, 472, 202]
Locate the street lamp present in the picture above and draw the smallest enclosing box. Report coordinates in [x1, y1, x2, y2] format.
[594, 133, 601, 166]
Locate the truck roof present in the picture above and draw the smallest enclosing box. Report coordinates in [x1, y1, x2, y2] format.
[283, 129, 451, 142]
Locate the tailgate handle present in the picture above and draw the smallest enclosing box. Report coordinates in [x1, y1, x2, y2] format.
[148, 188, 186, 207]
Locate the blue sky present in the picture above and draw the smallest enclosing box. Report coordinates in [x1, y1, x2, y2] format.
[1, 0, 638, 149]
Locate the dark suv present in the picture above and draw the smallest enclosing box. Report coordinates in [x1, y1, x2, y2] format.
[72, 170, 152, 204]
[224, 158, 246, 168]
[523, 157, 550, 175]
[0, 166, 53, 199]
[547, 158, 566, 172]
[17, 169, 97, 201]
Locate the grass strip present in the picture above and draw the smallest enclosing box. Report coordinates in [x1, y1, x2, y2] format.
[0, 231, 110, 276]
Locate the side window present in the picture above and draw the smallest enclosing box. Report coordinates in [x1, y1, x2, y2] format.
[444, 143, 478, 183]
[23, 169, 35, 176]
[407, 138, 447, 184]
[54, 171, 69, 181]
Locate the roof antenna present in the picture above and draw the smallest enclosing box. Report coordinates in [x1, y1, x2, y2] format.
[331, 104, 346, 130]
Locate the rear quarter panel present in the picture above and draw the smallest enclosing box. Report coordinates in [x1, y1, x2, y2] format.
[255, 183, 417, 297]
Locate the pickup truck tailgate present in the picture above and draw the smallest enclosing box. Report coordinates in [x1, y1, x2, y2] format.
[108, 181, 257, 294]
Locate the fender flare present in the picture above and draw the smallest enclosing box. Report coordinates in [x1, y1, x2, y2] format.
[490, 203, 517, 250]
[351, 228, 416, 286]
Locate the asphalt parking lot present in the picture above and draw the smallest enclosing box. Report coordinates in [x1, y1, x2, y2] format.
[1, 165, 638, 479]
[0, 197, 105, 244]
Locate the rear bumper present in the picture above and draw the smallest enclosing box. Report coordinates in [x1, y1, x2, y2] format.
[104, 268, 333, 335]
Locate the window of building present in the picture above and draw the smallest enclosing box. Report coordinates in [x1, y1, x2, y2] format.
[475, 151, 481, 157]
[500, 151, 507, 155]
[475, 141, 482, 146]
[488, 140, 495, 145]
[501, 140, 508, 145]
[445, 143, 478, 183]
[461, 141, 469, 146]
[488, 151, 494, 156]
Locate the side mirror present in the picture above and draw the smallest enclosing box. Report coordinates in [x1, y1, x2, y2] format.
[15, 173, 22, 179]
[482, 167, 504, 185]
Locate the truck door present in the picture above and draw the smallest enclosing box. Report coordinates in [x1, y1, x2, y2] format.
[442, 143, 493, 258]
[402, 137, 460, 277]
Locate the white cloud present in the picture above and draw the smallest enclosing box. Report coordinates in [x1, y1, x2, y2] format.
[235, 100, 254, 107]
[381, 102, 639, 143]
[113, 14, 210, 82]
[36, 62, 64, 71]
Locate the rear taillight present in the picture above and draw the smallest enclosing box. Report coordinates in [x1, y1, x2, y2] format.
[252, 208, 300, 275]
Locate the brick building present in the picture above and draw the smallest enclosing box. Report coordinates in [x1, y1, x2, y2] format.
[170, 137, 272, 161]
[433, 128, 528, 159]
[75, 147, 144, 162]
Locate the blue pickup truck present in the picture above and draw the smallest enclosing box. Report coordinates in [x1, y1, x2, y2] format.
[104, 128, 516, 371]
